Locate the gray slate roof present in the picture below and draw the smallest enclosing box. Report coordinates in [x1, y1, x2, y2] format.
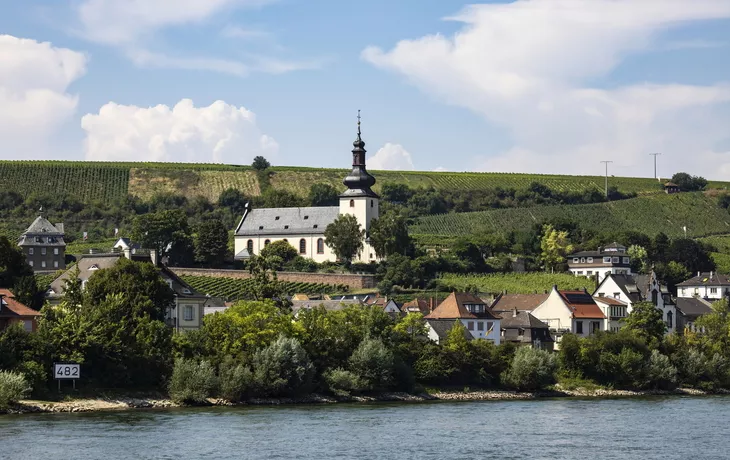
[235, 206, 339, 236]
[426, 319, 473, 342]
[676, 297, 713, 320]
[500, 311, 550, 329]
[18, 216, 66, 247]
[22, 216, 64, 235]
[676, 273, 730, 287]
[48, 254, 122, 298]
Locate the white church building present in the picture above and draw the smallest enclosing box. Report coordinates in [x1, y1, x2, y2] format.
[234, 119, 380, 263]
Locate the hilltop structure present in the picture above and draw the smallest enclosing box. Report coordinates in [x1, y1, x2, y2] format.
[234, 114, 380, 263]
[566, 242, 631, 279]
[17, 209, 66, 271]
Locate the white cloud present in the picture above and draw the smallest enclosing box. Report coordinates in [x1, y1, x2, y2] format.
[221, 25, 272, 40]
[81, 99, 279, 164]
[363, 0, 730, 178]
[0, 35, 87, 157]
[126, 49, 250, 77]
[368, 143, 414, 170]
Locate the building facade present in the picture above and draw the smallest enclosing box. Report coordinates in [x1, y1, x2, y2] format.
[18, 213, 66, 271]
[675, 272, 730, 300]
[566, 242, 631, 279]
[234, 119, 380, 264]
[531, 287, 606, 348]
[424, 292, 501, 344]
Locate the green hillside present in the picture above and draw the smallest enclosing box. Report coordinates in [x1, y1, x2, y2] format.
[438, 273, 594, 294]
[412, 192, 730, 240]
[2, 160, 727, 202]
[180, 275, 348, 301]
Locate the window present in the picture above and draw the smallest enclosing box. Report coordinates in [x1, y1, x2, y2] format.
[577, 271, 583, 275]
[349, 199, 355, 208]
[41, 247, 47, 255]
[184, 305, 194, 321]
[29, 261, 34, 267]
[371, 200, 374, 208]
[477, 322, 484, 331]
[54, 261, 58, 268]
[598, 292, 604, 297]
[486, 322, 493, 331]
[259, 226, 264, 230]
[603, 257, 611, 263]
[369, 253, 374, 259]
[711, 288, 718, 294]
[284, 225, 289, 229]
[24, 321, 32, 332]
[587, 271, 593, 276]
[667, 311, 673, 329]
[612, 257, 619, 263]
[681, 289, 686, 296]
[622, 257, 629, 264]
[299, 239, 307, 254]
[54, 248, 59, 255]
[28, 248, 34, 255]
[313, 224, 318, 229]
[587, 257, 593, 263]
[576, 321, 584, 334]
[592, 321, 600, 333]
[573, 258, 579, 263]
[467, 321, 474, 331]
[247, 239, 254, 254]
[651, 290, 658, 306]
[580, 257, 586, 263]
[317, 238, 324, 254]
[304, 215, 309, 220]
[264, 239, 271, 246]
[694, 288, 699, 295]
[41, 261, 46, 268]
[613, 292, 620, 299]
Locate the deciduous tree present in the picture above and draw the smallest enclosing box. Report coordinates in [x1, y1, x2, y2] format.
[131, 209, 193, 265]
[540, 224, 574, 273]
[194, 219, 230, 267]
[324, 214, 364, 263]
[622, 301, 666, 348]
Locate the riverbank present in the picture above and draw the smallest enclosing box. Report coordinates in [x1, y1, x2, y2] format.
[2, 386, 721, 415]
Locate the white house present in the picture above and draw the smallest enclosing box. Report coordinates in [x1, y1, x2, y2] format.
[531, 287, 606, 347]
[566, 242, 631, 280]
[593, 272, 677, 333]
[675, 272, 730, 300]
[593, 296, 629, 332]
[233, 119, 380, 264]
[424, 292, 501, 344]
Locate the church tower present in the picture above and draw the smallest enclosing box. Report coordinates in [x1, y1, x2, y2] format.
[339, 111, 379, 261]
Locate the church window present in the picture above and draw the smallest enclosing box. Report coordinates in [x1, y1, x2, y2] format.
[264, 239, 271, 246]
[349, 200, 355, 208]
[247, 240, 254, 254]
[317, 238, 324, 254]
[299, 239, 307, 254]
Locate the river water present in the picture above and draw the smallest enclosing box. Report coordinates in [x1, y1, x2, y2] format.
[1, 397, 729, 459]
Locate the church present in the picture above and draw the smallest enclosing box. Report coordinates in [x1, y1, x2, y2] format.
[233, 117, 380, 264]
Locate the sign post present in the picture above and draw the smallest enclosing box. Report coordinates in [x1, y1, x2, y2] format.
[54, 363, 80, 391]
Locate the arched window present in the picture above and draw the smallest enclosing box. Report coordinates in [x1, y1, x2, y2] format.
[299, 238, 307, 254]
[264, 239, 271, 246]
[667, 311, 673, 329]
[317, 238, 324, 254]
[349, 199, 355, 208]
[247, 239, 254, 254]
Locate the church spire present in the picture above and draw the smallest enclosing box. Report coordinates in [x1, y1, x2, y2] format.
[341, 110, 377, 198]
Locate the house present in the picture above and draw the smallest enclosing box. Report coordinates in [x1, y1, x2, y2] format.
[675, 297, 713, 333]
[499, 309, 554, 350]
[363, 296, 401, 314]
[490, 293, 549, 313]
[566, 242, 631, 279]
[234, 118, 380, 264]
[112, 238, 141, 252]
[664, 182, 680, 194]
[401, 298, 437, 316]
[45, 251, 210, 331]
[424, 292, 501, 344]
[593, 296, 629, 332]
[675, 272, 730, 300]
[17, 211, 66, 271]
[531, 287, 606, 345]
[594, 272, 677, 333]
[0, 289, 40, 332]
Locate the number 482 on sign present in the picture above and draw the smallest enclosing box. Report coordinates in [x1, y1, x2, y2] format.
[54, 363, 80, 379]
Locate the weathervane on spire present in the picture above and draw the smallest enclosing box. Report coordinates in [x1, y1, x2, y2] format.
[357, 109, 361, 136]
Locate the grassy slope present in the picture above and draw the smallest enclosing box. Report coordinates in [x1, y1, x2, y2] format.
[438, 273, 594, 294]
[412, 192, 730, 239]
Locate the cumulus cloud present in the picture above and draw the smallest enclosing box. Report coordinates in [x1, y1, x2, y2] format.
[363, 0, 730, 178]
[0, 35, 87, 157]
[368, 143, 415, 170]
[81, 99, 279, 164]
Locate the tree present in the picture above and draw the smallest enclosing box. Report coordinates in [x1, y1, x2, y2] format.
[308, 183, 339, 207]
[244, 255, 291, 310]
[252, 156, 271, 171]
[381, 184, 414, 204]
[0, 237, 32, 288]
[324, 214, 364, 263]
[369, 209, 412, 258]
[501, 346, 556, 391]
[12, 275, 42, 309]
[627, 245, 649, 274]
[653, 232, 670, 264]
[348, 337, 395, 391]
[540, 224, 574, 273]
[194, 219, 229, 267]
[666, 238, 715, 275]
[671, 172, 707, 192]
[622, 301, 666, 348]
[655, 261, 691, 294]
[131, 209, 193, 265]
[260, 240, 298, 265]
[252, 335, 315, 397]
[218, 188, 247, 213]
[394, 312, 427, 339]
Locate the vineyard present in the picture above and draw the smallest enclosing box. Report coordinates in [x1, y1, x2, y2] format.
[437, 272, 594, 295]
[2, 160, 729, 203]
[412, 192, 730, 239]
[180, 275, 348, 301]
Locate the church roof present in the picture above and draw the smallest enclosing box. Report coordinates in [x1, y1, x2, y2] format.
[235, 206, 339, 236]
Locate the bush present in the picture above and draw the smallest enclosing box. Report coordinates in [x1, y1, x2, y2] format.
[252, 336, 315, 397]
[0, 371, 31, 410]
[324, 368, 364, 397]
[218, 357, 253, 402]
[348, 337, 395, 391]
[501, 347, 556, 391]
[646, 350, 677, 390]
[169, 359, 218, 404]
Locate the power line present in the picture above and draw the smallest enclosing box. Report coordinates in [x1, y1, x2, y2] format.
[600, 160, 613, 199]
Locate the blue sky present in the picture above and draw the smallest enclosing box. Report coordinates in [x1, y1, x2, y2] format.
[2, 0, 730, 178]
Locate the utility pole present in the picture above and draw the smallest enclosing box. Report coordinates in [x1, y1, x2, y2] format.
[600, 160, 613, 199]
[649, 153, 661, 180]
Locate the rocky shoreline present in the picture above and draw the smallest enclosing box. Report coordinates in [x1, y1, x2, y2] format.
[2, 387, 719, 415]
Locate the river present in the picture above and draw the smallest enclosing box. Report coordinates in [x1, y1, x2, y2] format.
[1, 396, 729, 459]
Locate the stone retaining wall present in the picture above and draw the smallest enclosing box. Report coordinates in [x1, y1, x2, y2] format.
[169, 267, 377, 290]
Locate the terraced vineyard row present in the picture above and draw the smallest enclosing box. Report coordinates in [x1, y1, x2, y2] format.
[412, 192, 730, 239]
[180, 275, 348, 301]
[438, 273, 594, 295]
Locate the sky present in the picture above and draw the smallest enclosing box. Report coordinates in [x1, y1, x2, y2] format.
[2, 0, 730, 179]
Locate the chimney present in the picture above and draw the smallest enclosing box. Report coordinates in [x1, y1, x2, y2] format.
[512, 308, 518, 318]
[698, 271, 701, 277]
[150, 249, 158, 266]
[711, 271, 714, 280]
[429, 297, 434, 313]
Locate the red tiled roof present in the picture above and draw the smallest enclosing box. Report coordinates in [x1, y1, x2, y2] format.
[559, 290, 605, 319]
[0, 289, 40, 318]
[425, 292, 500, 320]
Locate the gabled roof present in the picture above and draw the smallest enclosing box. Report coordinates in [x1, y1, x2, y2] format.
[675, 297, 713, 321]
[499, 310, 550, 329]
[426, 319, 473, 342]
[593, 296, 628, 306]
[676, 273, 730, 287]
[490, 293, 548, 312]
[235, 206, 339, 236]
[597, 274, 642, 302]
[0, 289, 40, 318]
[559, 290, 606, 319]
[22, 216, 63, 235]
[425, 292, 500, 320]
[402, 298, 430, 315]
[49, 254, 123, 297]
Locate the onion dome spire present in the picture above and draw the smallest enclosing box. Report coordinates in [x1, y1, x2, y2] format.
[341, 110, 377, 198]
